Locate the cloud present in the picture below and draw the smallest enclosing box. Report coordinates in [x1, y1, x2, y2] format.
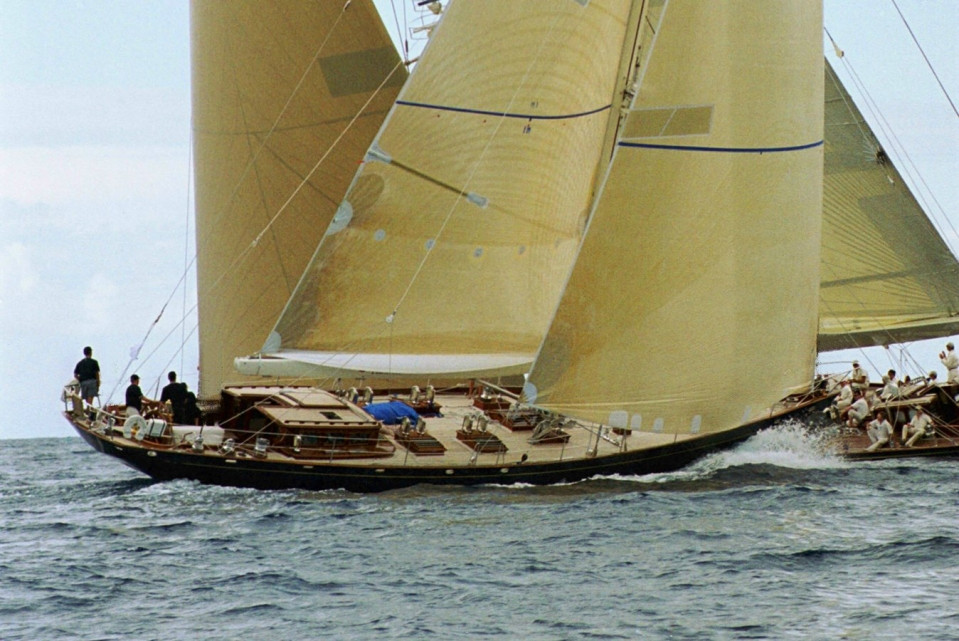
[0, 241, 37, 299]
[81, 272, 121, 333]
[0, 145, 189, 213]
[0, 84, 189, 147]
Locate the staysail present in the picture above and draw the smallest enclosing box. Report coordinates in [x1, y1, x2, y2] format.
[818, 59, 959, 351]
[525, 0, 825, 433]
[191, 0, 405, 395]
[240, 0, 636, 379]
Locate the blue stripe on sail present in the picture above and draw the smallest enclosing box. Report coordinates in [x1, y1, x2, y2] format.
[395, 99, 611, 121]
[618, 140, 824, 153]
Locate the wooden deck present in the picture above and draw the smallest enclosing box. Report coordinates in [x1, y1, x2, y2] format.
[87, 390, 698, 470]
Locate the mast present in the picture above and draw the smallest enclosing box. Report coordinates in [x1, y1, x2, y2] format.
[593, 1, 649, 189]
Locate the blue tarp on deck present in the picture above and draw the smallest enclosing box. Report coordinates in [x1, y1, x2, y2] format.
[364, 401, 420, 425]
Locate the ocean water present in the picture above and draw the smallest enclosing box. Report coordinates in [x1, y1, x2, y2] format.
[2, 423, 958, 641]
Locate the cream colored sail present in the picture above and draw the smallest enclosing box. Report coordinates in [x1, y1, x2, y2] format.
[245, 0, 635, 379]
[192, 0, 405, 395]
[524, 0, 824, 433]
[818, 60, 959, 351]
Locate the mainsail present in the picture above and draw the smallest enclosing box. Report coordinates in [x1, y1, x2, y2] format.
[818, 60, 959, 351]
[242, 0, 636, 379]
[525, 0, 825, 433]
[191, 0, 405, 395]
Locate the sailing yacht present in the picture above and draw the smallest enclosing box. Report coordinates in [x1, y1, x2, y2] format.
[814, 57, 959, 460]
[65, 0, 842, 490]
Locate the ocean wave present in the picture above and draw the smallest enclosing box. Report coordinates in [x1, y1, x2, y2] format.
[747, 534, 959, 571]
[6, 437, 959, 639]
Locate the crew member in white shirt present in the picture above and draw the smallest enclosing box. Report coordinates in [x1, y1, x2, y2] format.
[940, 342, 959, 383]
[866, 410, 893, 452]
[903, 406, 934, 447]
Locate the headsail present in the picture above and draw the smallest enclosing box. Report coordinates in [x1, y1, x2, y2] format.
[245, 0, 636, 379]
[191, 0, 406, 395]
[818, 60, 959, 351]
[525, 0, 825, 434]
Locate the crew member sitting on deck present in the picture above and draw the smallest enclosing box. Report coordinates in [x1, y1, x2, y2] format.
[902, 406, 934, 447]
[826, 379, 854, 420]
[850, 360, 868, 390]
[845, 391, 870, 428]
[866, 410, 893, 452]
[941, 342, 959, 383]
[880, 375, 900, 401]
[124, 374, 156, 417]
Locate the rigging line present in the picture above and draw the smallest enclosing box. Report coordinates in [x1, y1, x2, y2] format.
[816, 267, 906, 365]
[181, 125, 194, 379]
[382, 157, 576, 237]
[155, 324, 199, 393]
[115, 134, 197, 403]
[847, 59, 959, 257]
[248, 59, 406, 251]
[402, 0, 409, 60]
[890, 0, 959, 120]
[128, 133, 196, 367]
[816, 260, 944, 378]
[204, 58, 406, 306]
[107, 314, 166, 404]
[387, 0, 406, 62]
[111, 320, 202, 408]
[236, 79, 296, 294]
[822, 39, 873, 144]
[387, 8, 572, 320]
[136, 302, 199, 379]
[106, 300, 193, 405]
[197, 1, 354, 255]
[118, 251, 198, 403]
[892, 343, 930, 382]
[830, 45, 959, 257]
[137, 321, 199, 402]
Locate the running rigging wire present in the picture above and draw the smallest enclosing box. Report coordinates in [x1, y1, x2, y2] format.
[824, 26, 959, 257]
[816, 24, 959, 371]
[890, 0, 959, 120]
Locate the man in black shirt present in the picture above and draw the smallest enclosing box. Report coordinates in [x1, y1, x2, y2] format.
[125, 374, 156, 417]
[183, 386, 201, 425]
[160, 371, 188, 424]
[73, 346, 100, 404]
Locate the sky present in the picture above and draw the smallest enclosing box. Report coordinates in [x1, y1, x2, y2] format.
[1, 0, 957, 440]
